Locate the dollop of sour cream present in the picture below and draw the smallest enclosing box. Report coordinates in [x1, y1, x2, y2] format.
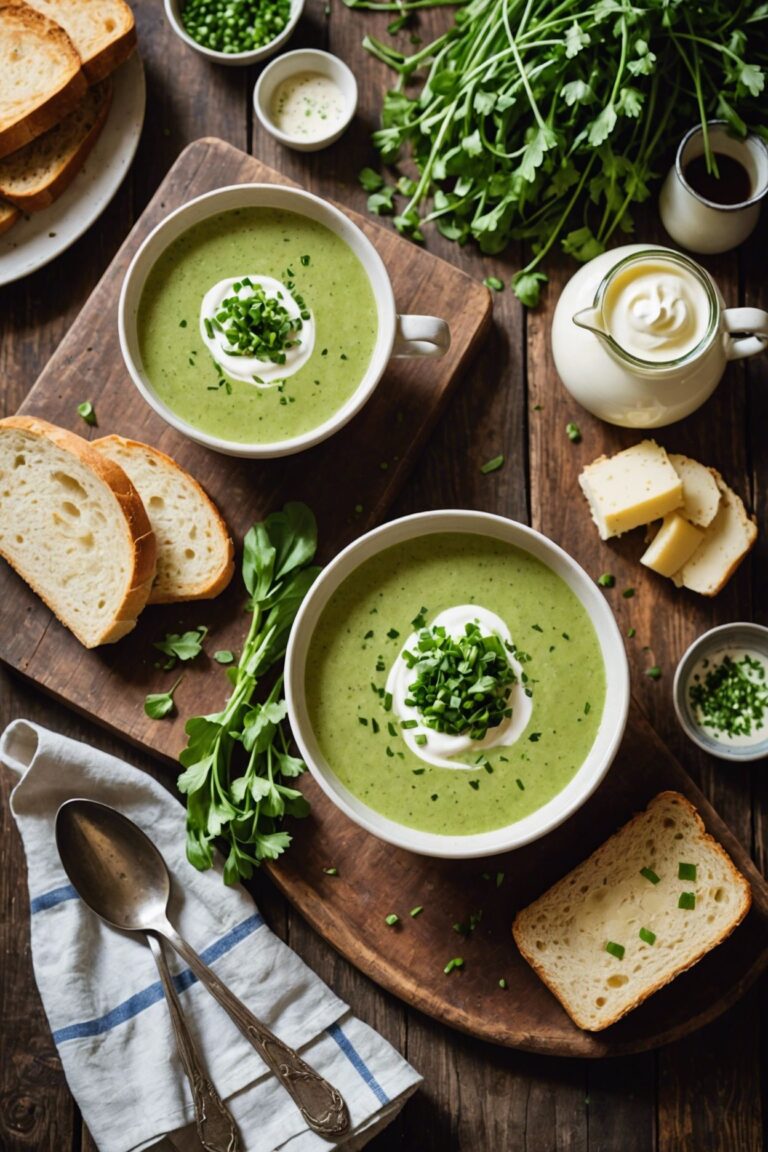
[199, 275, 315, 386]
[269, 72, 347, 142]
[386, 605, 533, 770]
[602, 259, 711, 363]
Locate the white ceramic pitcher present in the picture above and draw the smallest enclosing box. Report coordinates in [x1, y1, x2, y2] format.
[551, 244, 768, 428]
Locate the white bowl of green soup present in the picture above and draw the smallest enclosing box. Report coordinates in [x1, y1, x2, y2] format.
[119, 184, 450, 457]
[285, 511, 629, 858]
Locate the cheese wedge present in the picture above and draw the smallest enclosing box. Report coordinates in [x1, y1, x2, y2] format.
[578, 440, 683, 540]
[641, 513, 705, 578]
[668, 453, 721, 528]
[673, 474, 757, 596]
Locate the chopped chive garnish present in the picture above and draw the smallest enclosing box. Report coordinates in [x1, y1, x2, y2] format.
[469, 779, 480, 791]
[414, 735, 427, 747]
[640, 867, 661, 884]
[411, 607, 428, 628]
[597, 573, 615, 588]
[300, 254, 311, 266]
[566, 422, 581, 442]
[358, 716, 368, 726]
[179, 319, 188, 328]
[605, 941, 625, 960]
[498, 977, 508, 989]
[401, 719, 418, 729]
[678, 862, 697, 881]
[444, 957, 464, 974]
[386, 628, 400, 640]
[584, 702, 591, 714]
[496, 871, 505, 887]
[412, 767, 425, 775]
[410, 906, 423, 917]
[528, 732, 542, 742]
[77, 401, 96, 426]
[385, 913, 400, 926]
[323, 866, 338, 876]
[383, 692, 393, 711]
[627, 627, 636, 638]
[385, 745, 394, 757]
[371, 718, 380, 734]
[531, 623, 543, 633]
[622, 587, 635, 599]
[645, 666, 662, 680]
[480, 454, 504, 474]
[516, 778, 525, 790]
[364, 629, 374, 640]
[639, 927, 656, 945]
[387, 721, 397, 738]
[678, 891, 696, 910]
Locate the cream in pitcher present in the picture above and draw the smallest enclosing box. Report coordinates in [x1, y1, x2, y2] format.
[551, 244, 768, 428]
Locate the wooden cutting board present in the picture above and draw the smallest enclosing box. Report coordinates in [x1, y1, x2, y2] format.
[2, 139, 765, 1058]
[0, 137, 491, 741]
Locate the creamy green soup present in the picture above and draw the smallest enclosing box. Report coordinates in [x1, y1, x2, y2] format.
[305, 533, 606, 836]
[137, 207, 378, 445]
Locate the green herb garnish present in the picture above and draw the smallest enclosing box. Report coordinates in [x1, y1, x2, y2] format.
[483, 276, 504, 291]
[640, 867, 660, 885]
[443, 957, 464, 974]
[154, 626, 208, 669]
[385, 913, 400, 926]
[678, 892, 696, 910]
[605, 941, 625, 960]
[645, 666, 662, 681]
[689, 653, 768, 739]
[323, 866, 339, 876]
[597, 573, 615, 588]
[622, 588, 636, 599]
[678, 862, 697, 881]
[77, 401, 96, 426]
[410, 905, 424, 917]
[213, 650, 235, 664]
[566, 422, 581, 443]
[209, 281, 307, 364]
[639, 927, 656, 945]
[144, 675, 183, 720]
[176, 503, 319, 884]
[499, 977, 508, 989]
[480, 454, 504, 474]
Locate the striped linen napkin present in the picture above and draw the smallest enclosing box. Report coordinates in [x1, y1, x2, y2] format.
[2, 719, 421, 1152]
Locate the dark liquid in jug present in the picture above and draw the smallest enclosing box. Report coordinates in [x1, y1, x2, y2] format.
[683, 152, 752, 205]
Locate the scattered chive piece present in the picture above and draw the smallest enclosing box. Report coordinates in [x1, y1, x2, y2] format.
[179, 319, 188, 328]
[678, 862, 697, 881]
[645, 666, 662, 680]
[414, 735, 427, 747]
[622, 587, 635, 599]
[640, 867, 660, 884]
[412, 767, 425, 775]
[597, 573, 615, 588]
[401, 719, 418, 730]
[605, 941, 625, 960]
[566, 422, 581, 443]
[444, 957, 464, 974]
[678, 892, 696, 910]
[480, 454, 504, 474]
[77, 401, 96, 426]
[385, 913, 400, 926]
[383, 692, 393, 711]
[371, 718, 380, 734]
[483, 276, 504, 291]
[323, 866, 339, 876]
[499, 977, 508, 989]
[531, 623, 543, 632]
[516, 778, 525, 790]
[528, 732, 542, 742]
[639, 927, 656, 945]
[496, 871, 505, 887]
[627, 627, 636, 638]
[469, 779, 480, 790]
[584, 702, 591, 714]
[387, 628, 400, 640]
[387, 720, 397, 737]
[358, 716, 369, 726]
[410, 906, 423, 917]
[213, 650, 235, 664]
[300, 254, 311, 266]
[364, 629, 374, 640]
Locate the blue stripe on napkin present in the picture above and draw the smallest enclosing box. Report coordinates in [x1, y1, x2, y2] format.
[327, 1021, 390, 1105]
[51, 913, 264, 1044]
[30, 883, 79, 913]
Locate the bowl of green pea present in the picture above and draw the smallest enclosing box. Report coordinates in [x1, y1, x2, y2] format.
[164, 0, 304, 65]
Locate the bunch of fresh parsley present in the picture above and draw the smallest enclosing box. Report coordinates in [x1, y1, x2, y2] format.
[177, 503, 320, 884]
[351, 0, 767, 303]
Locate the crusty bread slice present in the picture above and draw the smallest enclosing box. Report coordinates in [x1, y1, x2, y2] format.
[672, 471, 757, 596]
[668, 453, 721, 529]
[93, 435, 235, 605]
[0, 0, 88, 159]
[0, 416, 156, 647]
[0, 78, 110, 210]
[0, 196, 19, 233]
[24, 0, 136, 83]
[512, 791, 751, 1032]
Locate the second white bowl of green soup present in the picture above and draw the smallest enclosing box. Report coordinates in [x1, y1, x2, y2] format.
[286, 511, 630, 858]
[118, 184, 449, 457]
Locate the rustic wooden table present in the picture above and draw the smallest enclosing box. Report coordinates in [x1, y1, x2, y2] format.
[1, 2, 766, 1149]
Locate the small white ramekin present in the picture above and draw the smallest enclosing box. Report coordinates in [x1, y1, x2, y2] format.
[254, 49, 357, 152]
[163, 0, 304, 67]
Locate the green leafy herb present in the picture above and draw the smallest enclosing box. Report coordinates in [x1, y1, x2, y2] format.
[639, 927, 656, 945]
[566, 422, 581, 443]
[176, 503, 320, 883]
[483, 276, 504, 291]
[678, 891, 696, 910]
[77, 401, 96, 426]
[144, 675, 184, 720]
[207, 280, 307, 364]
[214, 650, 235, 664]
[480, 454, 504, 474]
[597, 573, 615, 588]
[640, 866, 660, 885]
[443, 956, 464, 974]
[605, 940, 625, 960]
[154, 626, 208, 669]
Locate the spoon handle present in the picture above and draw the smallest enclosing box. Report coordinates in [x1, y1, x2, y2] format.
[147, 933, 241, 1152]
[158, 921, 350, 1139]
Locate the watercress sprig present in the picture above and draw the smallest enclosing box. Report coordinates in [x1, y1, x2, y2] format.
[177, 503, 320, 884]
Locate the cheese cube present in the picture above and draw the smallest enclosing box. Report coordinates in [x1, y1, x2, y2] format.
[578, 440, 683, 540]
[668, 454, 721, 528]
[640, 513, 704, 577]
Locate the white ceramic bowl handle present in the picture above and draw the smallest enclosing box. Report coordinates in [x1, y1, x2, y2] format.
[393, 314, 451, 358]
[723, 307, 768, 361]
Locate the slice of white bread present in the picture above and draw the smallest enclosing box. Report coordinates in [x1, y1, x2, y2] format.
[24, 0, 136, 83]
[0, 78, 110, 210]
[0, 197, 19, 233]
[0, 0, 88, 159]
[93, 435, 235, 604]
[512, 791, 751, 1032]
[668, 453, 721, 528]
[672, 472, 757, 596]
[0, 416, 156, 646]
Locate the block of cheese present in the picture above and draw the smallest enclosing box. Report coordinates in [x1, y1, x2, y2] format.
[673, 473, 757, 596]
[641, 512, 705, 578]
[668, 453, 721, 528]
[578, 440, 683, 540]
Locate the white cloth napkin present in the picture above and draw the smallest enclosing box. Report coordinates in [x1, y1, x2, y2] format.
[2, 720, 421, 1152]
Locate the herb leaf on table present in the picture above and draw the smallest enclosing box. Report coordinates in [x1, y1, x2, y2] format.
[177, 502, 320, 884]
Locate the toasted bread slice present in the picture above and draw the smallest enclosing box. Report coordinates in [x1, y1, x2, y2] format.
[512, 791, 751, 1032]
[0, 0, 87, 159]
[24, 0, 136, 83]
[672, 471, 757, 596]
[0, 416, 156, 647]
[668, 453, 722, 529]
[93, 435, 235, 605]
[0, 78, 110, 210]
[0, 196, 19, 233]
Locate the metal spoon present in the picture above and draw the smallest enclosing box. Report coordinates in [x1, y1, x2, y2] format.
[55, 799, 350, 1140]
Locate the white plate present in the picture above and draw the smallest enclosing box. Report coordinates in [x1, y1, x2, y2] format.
[0, 53, 146, 286]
